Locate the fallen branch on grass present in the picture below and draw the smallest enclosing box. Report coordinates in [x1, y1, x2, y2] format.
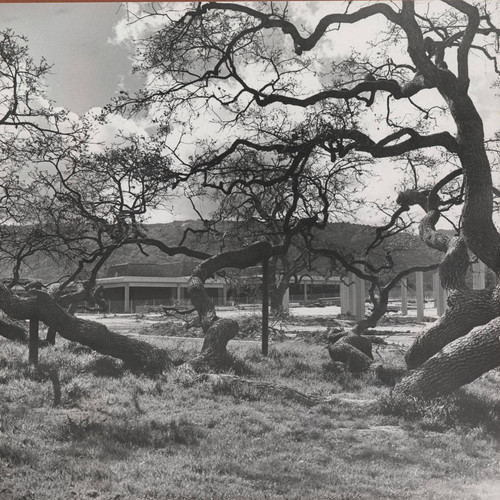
[198, 373, 377, 407]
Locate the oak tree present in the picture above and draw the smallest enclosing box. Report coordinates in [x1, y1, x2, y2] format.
[116, 0, 500, 397]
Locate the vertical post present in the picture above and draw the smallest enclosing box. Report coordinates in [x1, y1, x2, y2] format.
[124, 283, 130, 313]
[222, 283, 227, 306]
[262, 258, 269, 356]
[349, 272, 357, 316]
[432, 272, 440, 314]
[355, 271, 365, 321]
[303, 282, 308, 305]
[433, 272, 447, 316]
[472, 261, 486, 289]
[282, 287, 290, 314]
[29, 316, 39, 365]
[340, 281, 350, 315]
[416, 271, 424, 322]
[177, 283, 182, 302]
[400, 278, 408, 316]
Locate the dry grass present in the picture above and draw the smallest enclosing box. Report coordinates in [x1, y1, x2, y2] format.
[0, 330, 499, 500]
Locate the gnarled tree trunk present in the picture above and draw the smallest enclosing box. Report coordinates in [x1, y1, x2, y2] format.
[184, 241, 283, 372]
[0, 317, 28, 342]
[405, 287, 500, 369]
[394, 318, 500, 399]
[328, 333, 373, 374]
[0, 284, 173, 373]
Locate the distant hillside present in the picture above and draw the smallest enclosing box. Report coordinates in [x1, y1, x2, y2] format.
[0, 220, 443, 283]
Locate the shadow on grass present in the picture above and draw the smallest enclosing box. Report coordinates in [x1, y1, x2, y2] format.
[57, 415, 203, 452]
[0, 441, 37, 466]
[86, 357, 124, 378]
[380, 389, 500, 436]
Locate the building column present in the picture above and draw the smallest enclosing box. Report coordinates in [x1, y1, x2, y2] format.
[472, 261, 486, 290]
[355, 270, 365, 321]
[282, 287, 290, 313]
[400, 278, 408, 315]
[340, 281, 350, 315]
[416, 271, 424, 321]
[222, 283, 227, 306]
[124, 283, 130, 313]
[349, 272, 357, 316]
[432, 271, 447, 316]
[303, 282, 308, 304]
[176, 283, 182, 302]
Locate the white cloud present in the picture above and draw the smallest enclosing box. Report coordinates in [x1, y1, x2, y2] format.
[83, 107, 151, 153]
[108, 2, 500, 227]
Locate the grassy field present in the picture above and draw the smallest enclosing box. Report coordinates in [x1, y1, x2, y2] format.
[0, 317, 499, 500]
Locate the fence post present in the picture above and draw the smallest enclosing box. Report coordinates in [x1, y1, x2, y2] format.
[262, 258, 269, 356]
[29, 315, 39, 365]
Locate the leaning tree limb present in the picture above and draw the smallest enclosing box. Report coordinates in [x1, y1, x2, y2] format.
[0, 317, 28, 342]
[327, 334, 373, 374]
[394, 317, 500, 399]
[0, 240, 284, 376]
[0, 284, 174, 373]
[184, 240, 285, 372]
[405, 286, 500, 369]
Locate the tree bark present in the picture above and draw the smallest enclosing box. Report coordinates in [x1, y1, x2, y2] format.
[327, 334, 373, 374]
[394, 317, 500, 399]
[353, 289, 390, 334]
[184, 241, 283, 371]
[0, 317, 28, 342]
[405, 287, 500, 369]
[0, 284, 173, 373]
[270, 280, 289, 314]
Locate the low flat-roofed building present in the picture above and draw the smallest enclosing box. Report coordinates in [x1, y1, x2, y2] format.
[98, 262, 341, 313]
[99, 261, 226, 313]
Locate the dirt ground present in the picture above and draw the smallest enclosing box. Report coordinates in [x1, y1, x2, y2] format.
[78, 304, 438, 348]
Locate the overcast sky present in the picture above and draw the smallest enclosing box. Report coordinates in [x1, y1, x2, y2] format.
[0, 2, 138, 115]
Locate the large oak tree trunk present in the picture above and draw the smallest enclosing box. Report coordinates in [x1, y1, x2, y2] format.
[328, 333, 373, 374]
[0, 284, 173, 373]
[393, 102, 500, 396]
[0, 317, 28, 342]
[405, 287, 500, 369]
[394, 318, 500, 399]
[353, 290, 390, 334]
[270, 279, 290, 314]
[184, 241, 282, 372]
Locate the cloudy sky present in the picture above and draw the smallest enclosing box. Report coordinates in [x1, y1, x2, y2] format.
[0, 2, 212, 221]
[0, 3, 137, 115]
[0, 2, 498, 227]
